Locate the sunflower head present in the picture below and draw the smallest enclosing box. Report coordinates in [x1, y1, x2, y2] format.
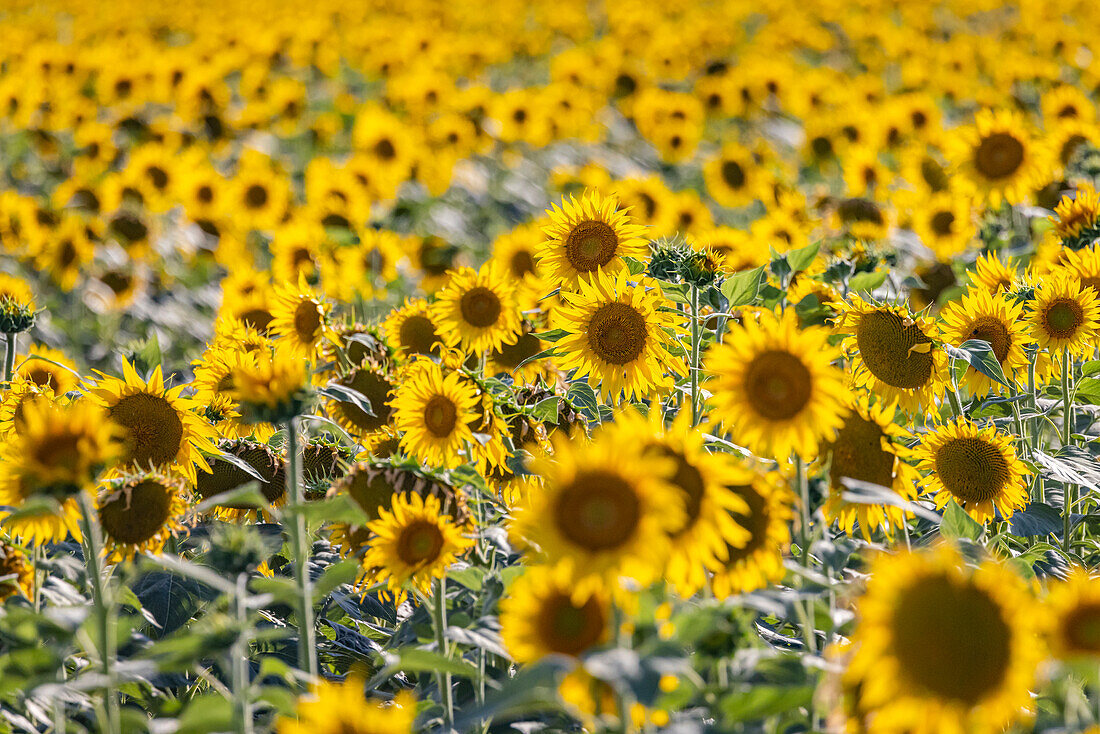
[278, 678, 416, 734]
[1052, 182, 1100, 247]
[230, 349, 312, 424]
[539, 190, 649, 287]
[0, 273, 36, 334]
[1026, 271, 1100, 356]
[269, 277, 334, 359]
[432, 262, 522, 355]
[392, 361, 479, 469]
[97, 472, 189, 561]
[0, 538, 33, 602]
[500, 564, 610, 663]
[1046, 568, 1100, 661]
[383, 298, 444, 360]
[938, 287, 1030, 397]
[331, 460, 468, 525]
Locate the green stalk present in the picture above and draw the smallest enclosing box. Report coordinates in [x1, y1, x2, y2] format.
[232, 573, 253, 734]
[432, 575, 454, 730]
[3, 332, 15, 382]
[794, 457, 816, 656]
[1062, 354, 1075, 554]
[689, 285, 701, 426]
[284, 420, 318, 678]
[77, 492, 120, 734]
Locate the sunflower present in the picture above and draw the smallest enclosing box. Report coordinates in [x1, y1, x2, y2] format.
[0, 539, 33, 602]
[278, 678, 415, 734]
[193, 439, 286, 518]
[910, 191, 977, 259]
[837, 295, 946, 413]
[191, 346, 275, 442]
[820, 397, 920, 541]
[87, 362, 218, 483]
[322, 364, 395, 440]
[554, 269, 686, 402]
[948, 109, 1049, 208]
[602, 408, 749, 596]
[510, 432, 684, 591]
[383, 299, 444, 359]
[706, 310, 847, 460]
[939, 288, 1031, 396]
[847, 546, 1041, 734]
[970, 251, 1018, 294]
[330, 460, 468, 525]
[487, 324, 551, 385]
[538, 191, 649, 287]
[14, 344, 79, 394]
[0, 398, 124, 544]
[1026, 271, 1100, 356]
[1052, 182, 1100, 246]
[0, 272, 36, 334]
[916, 418, 1031, 524]
[269, 278, 334, 359]
[703, 143, 765, 208]
[491, 221, 547, 299]
[708, 466, 794, 598]
[432, 263, 522, 355]
[229, 349, 312, 425]
[1044, 568, 1100, 661]
[500, 564, 610, 663]
[392, 361, 479, 469]
[361, 492, 473, 604]
[97, 473, 188, 561]
[0, 375, 53, 434]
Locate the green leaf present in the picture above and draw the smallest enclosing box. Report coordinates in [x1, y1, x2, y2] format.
[313, 558, 360, 601]
[785, 242, 820, 273]
[174, 694, 234, 734]
[1082, 360, 1100, 378]
[384, 647, 479, 678]
[1075, 377, 1100, 405]
[944, 339, 1010, 388]
[513, 346, 558, 371]
[720, 685, 815, 722]
[318, 383, 376, 416]
[531, 396, 559, 424]
[848, 269, 887, 294]
[530, 328, 569, 342]
[940, 500, 983, 541]
[622, 255, 647, 275]
[720, 265, 765, 307]
[1008, 502, 1062, 537]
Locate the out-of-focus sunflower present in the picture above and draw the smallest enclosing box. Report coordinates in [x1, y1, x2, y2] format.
[846, 546, 1041, 734]
[948, 109, 1050, 208]
[1051, 183, 1100, 246]
[392, 361, 479, 469]
[1026, 272, 1100, 356]
[837, 295, 946, 413]
[511, 432, 683, 591]
[97, 473, 188, 561]
[500, 564, 610, 663]
[14, 344, 79, 394]
[819, 396, 920, 541]
[383, 298, 444, 360]
[0, 539, 33, 602]
[554, 269, 686, 402]
[487, 323, 551, 386]
[707, 310, 847, 460]
[703, 143, 766, 208]
[0, 398, 124, 544]
[278, 678, 416, 734]
[361, 492, 472, 604]
[193, 439, 286, 519]
[1045, 568, 1100, 661]
[916, 418, 1030, 524]
[709, 465, 794, 598]
[970, 251, 1018, 294]
[909, 191, 976, 259]
[229, 349, 312, 425]
[191, 346, 275, 442]
[269, 278, 334, 359]
[604, 408, 750, 596]
[0, 376, 53, 434]
[0, 273, 36, 334]
[432, 263, 522, 355]
[87, 362, 217, 483]
[538, 191, 649, 288]
[939, 288, 1032, 396]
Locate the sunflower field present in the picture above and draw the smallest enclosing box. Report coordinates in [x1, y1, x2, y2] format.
[11, 0, 1100, 733]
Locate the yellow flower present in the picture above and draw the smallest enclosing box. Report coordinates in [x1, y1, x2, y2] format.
[538, 190, 649, 288]
[500, 564, 610, 663]
[1026, 271, 1100, 356]
[0, 539, 33, 602]
[383, 298, 444, 360]
[269, 277, 334, 359]
[1045, 567, 1100, 661]
[916, 418, 1031, 524]
[847, 546, 1042, 734]
[948, 108, 1049, 208]
[938, 287, 1032, 397]
[229, 349, 312, 424]
[432, 262, 522, 355]
[1052, 182, 1100, 244]
[706, 310, 848, 459]
[13, 344, 80, 394]
[361, 492, 473, 605]
[278, 677, 416, 734]
[392, 361, 480, 469]
[97, 473, 189, 561]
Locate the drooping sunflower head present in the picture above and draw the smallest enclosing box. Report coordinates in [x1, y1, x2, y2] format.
[97, 472, 189, 561]
[269, 277, 334, 359]
[278, 678, 416, 734]
[916, 417, 1031, 524]
[392, 361, 479, 469]
[0, 538, 33, 602]
[511, 431, 684, 591]
[0, 273, 36, 334]
[837, 295, 945, 413]
[848, 546, 1041, 734]
[819, 396, 919, 541]
[193, 439, 286, 518]
[330, 460, 468, 526]
[500, 564, 610, 663]
[555, 268, 687, 402]
[87, 362, 218, 483]
[229, 349, 312, 425]
[383, 298, 444, 360]
[361, 492, 473, 604]
[539, 190, 649, 287]
[1045, 568, 1100, 662]
[432, 262, 522, 356]
[709, 464, 794, 598]
[939, 287, 1031, 397]
[1026, 271, 1100, 356]
[707, 310, 848, 460]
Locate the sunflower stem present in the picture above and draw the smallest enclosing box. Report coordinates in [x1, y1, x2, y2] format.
[3, 332, 15, 383]
[432, 574, 455, 731]
[32, 543, 41, 613]
[689, 284, 701, 426]
[232, 572, 253, 734]
[284, 420, 318, 679]
[77, 491, 120, 734]
[1062, 354, 1075, 554]
[946, 388, 964, 419]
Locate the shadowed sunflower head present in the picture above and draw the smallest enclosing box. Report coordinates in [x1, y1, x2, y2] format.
[97, 472, 188, 561]
[383, 298, 444, 360]
[278, 678, 416, 734]
[500, 564, 610, 663]
[0, 538, 33, 602]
